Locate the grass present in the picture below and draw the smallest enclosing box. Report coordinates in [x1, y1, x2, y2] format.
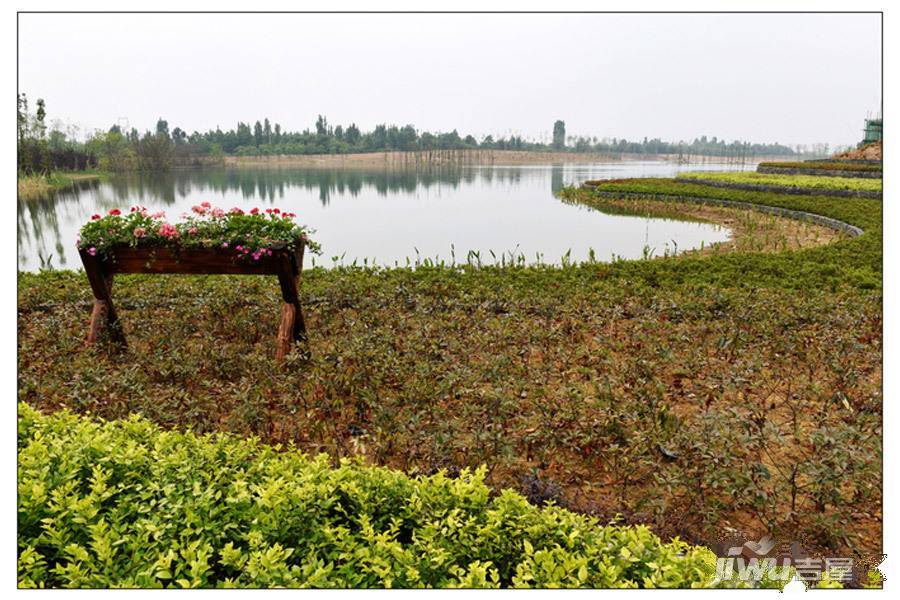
[675, 171, 882, 192]
[17, 170, 109, 200]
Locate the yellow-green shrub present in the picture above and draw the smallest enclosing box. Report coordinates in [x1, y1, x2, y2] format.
[18, 404, 718, 588]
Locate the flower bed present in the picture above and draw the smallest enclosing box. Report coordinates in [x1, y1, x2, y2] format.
[77, 202, 320, 262]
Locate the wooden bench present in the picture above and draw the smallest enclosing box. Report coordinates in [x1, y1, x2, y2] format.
[79, 243, 306, 361]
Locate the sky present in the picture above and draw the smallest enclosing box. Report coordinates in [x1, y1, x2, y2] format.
[18, 12, 882, 147]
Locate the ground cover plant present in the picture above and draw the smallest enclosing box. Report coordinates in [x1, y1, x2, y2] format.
[675, 171, 882, 193]
[18, 403, 724, 588]
[757, 161, 881, 173]
[18, 177, 882, 586]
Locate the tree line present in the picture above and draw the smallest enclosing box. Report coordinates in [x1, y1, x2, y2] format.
[18, 96, 800, 174]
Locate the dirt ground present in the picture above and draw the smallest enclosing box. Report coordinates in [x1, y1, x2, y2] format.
[833, 141, 882, 161]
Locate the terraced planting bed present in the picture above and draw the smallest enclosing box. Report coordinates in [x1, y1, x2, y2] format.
[17, 175, 882, 587]
[757, 160, 882, 179]
[674, 171, 882, 199]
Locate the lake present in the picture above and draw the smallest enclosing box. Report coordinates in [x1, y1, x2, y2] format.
[17, 161, 752, 272]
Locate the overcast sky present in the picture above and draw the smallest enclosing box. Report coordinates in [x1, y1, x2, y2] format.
[18, 12, 881, 147]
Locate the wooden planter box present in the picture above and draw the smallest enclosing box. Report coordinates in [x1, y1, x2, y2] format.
[79, 243, 306, 362]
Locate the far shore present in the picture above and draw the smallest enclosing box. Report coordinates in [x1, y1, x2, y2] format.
[222, 149, 780, 169]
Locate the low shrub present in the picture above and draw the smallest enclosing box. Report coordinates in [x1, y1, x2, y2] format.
[675, 171, 882, 192]
[757, 161, 882, 173]
[18, 403, 718, 588]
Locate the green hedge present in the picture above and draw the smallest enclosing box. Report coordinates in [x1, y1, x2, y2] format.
[675, 171, 882, 192]
[758, 161, 882, 172]
[18, 403, 718, 588]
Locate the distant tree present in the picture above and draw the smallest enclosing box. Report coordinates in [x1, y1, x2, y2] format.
[345, 123, 361, 145]
[87, 129, 137, 172]
[155, 118, 169, 138]
[35, 98, 47, 140]
[552, 120, 566, 150]
[315, 115, 329, 136]
[171, 127, 187, 144]
[136, 130, 174, 170]
[17, 93, 29, 142]
[253, 121, 263, 147]
[263, 118, 272, 144]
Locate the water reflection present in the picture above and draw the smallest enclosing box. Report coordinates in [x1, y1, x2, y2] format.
[18, 162, 739, 271]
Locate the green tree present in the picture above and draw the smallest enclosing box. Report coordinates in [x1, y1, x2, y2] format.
[34, 98, 47, 140]
[253, 121, 263, 147]
[155, 118, 169, 138]
[315, 115, 329, 136]
[87, 129, 137, 172]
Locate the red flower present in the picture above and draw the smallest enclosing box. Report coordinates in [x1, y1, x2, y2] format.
[91, 214, 101, 220]
[108, 209, 121, 216]
[250, 208, 259, 215]
[273, 208, 280, 215]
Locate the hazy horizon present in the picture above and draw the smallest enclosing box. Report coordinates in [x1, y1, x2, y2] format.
[18, 12, 881, 148]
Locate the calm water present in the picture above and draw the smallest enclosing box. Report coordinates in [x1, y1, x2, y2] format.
[17, 161, 751, 272]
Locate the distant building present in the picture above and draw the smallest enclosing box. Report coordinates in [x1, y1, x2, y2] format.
[861, 117, 882, 146]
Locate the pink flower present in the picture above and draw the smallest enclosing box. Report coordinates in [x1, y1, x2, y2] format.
[158, 223, 178, 239]
[87, 247, 97, 256]
[201, 201, 211, 208]
[212, 207, 225, 218]
[222, 242, 229, 248]
[152, 211, 166, 219]
[191, 205, 207, 215]
[235, 245, 243, 251]
[91, 214, 101, 220]
[188, 227, 199, 235]
[108, 208, 121, 216]
[230, 207, 244, 215]
[133, 227, 146, 238]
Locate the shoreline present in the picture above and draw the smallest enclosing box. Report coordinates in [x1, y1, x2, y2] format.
[17, 170, 109, 200]
[222, 149, 789, 169]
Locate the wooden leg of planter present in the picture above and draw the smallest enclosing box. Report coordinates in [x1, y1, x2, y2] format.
[276, 265, 306, 362]
[275, 302, 296, 362]
[80, 252, 127, 348]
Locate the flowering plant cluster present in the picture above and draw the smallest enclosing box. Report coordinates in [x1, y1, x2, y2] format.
[77, 203, 319, 260]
